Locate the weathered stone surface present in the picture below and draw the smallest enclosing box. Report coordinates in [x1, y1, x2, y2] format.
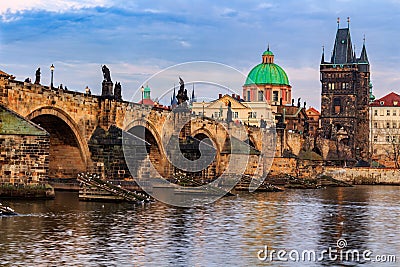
[0, 104, 49, 184]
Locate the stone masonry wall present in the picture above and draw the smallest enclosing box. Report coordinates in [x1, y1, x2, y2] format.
[0, 134, 49, 184]
[323, 167, 400, 185]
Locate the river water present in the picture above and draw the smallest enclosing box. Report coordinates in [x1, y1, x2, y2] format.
[0, 186, 399, 266]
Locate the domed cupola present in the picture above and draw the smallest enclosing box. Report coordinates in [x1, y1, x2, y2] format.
[243, 45, 292, 105]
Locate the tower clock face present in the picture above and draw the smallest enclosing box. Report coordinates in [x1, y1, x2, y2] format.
[341, 40, 345, 44]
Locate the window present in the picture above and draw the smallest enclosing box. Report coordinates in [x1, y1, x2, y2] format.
[387, 110, 390, 116]
[333, 98, 341, 114]
[374, 122, 378, 128]
[214, 112, 221, 118]
[394, 122, 397, 128]
[247, 90, 251, 101]
[393, 110, 397, 116]
[373, 135, 378, 142]
[393, 136, 397, 143]
[258, 91, 264, 101]
[233, 112, 238, 119]
[248, 112, 257, 118]
[374, 110, 378, 116]
[386, 136, 390, 142]
[272, 91, 279, 102]
[387, 122, 390, 128]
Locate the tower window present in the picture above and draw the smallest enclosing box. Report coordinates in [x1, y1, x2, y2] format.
[373, 136, 378, 142]
[333, 98, 341, 114]
[387, 110, 390, 116]
[272, 91, 279, 102]
[386, 122, 390, 128]
[374, 122, 378, 128]
[247, 90, 251, 101]
[258, 91, 264, 101]
[374, 110, 378, 116]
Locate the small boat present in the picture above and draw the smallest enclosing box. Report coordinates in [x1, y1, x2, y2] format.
[0, 203, 18, 216]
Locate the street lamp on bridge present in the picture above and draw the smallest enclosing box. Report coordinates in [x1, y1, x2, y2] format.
[50, 64, 55, 89]
[202, 100, 205, 119]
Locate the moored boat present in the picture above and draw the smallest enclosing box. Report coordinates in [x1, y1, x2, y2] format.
[0, 203, 17, 216]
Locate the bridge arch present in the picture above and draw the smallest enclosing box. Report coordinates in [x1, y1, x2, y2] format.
[27, 106, 90, 178]
[191, 128, 221, 154]
[125, 119, 169, 177]
[124, 119, 164, 154]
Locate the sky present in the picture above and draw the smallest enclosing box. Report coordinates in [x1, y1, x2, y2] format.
[1, 0, 400, 109]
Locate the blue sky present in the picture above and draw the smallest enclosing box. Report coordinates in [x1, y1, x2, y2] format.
[1, 0, 400, 108]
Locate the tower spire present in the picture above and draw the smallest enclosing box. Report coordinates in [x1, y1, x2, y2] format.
[360, 36, 369, 63]
[321, 45, 325, 64]
[337, 17, 340, 28]
[347, 17, 350, 28]
[191, 83, 196, 103]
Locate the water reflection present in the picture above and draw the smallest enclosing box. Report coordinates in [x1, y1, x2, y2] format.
[0, 186, 399, 266]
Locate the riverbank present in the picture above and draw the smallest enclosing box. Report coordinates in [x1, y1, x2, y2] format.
[323, 167, 400, 185]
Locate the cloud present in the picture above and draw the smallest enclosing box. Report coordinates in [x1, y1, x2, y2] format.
[179, 41, 191, 48]
[0, 0, 110, 21]
[257, 2, 274, 9]
[220, 8, 238, 18]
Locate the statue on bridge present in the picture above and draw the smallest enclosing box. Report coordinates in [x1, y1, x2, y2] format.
[177, 77, 189, 105]
[34, 68, 40, 84]
[101, 65, 113, 97]
[102, 65, 112, 82]
[114, 82, 122, 101]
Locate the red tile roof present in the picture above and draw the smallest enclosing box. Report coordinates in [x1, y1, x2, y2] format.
[370, 92, 400, 107]
[138, 98, 155, 105]
[306, 107, 320, 115]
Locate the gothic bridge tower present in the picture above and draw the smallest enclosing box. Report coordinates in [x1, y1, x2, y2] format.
[320, 18, 370, 159]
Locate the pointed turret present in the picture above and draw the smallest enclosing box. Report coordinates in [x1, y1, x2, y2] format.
[171, 86, 177, 108]
[359, 43, 369, 63]
[321, 46, 325, 64]
[331, 27, 354, 64]
[191, 83, 196, 103]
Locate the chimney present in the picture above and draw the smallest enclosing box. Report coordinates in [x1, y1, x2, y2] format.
[219, 93, 222, 99]
[237, 95, 240, 100]
[232, 93, 236, 99]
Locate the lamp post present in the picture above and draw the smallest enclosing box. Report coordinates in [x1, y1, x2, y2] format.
[202, 100, 205, 119]
[141, 86, 144, 106]
[50, 64, 55, 89]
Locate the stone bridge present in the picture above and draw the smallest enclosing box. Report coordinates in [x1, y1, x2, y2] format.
[0, 73, 280, 182]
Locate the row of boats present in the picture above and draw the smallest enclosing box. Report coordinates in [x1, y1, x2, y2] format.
[0, 203, 17, 216]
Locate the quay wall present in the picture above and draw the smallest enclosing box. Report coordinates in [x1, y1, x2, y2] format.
[323, 167, 400, 185]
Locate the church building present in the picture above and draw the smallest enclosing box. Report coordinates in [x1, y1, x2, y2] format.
[242, 47, 292, 105]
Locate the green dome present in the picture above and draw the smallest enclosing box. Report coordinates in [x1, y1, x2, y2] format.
[262, 50, 274, 56]
[245, 63, 289, 86]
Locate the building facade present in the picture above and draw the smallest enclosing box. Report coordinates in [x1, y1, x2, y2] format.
[320, 22, 370, 159]
[191, 94, 273, 127]
[370, 92, 400, 167]
[306, 107, 321, 136]
[243, 47, 292, 105]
